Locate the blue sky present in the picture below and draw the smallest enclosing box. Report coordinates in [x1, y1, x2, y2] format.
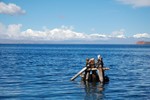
[0, 0, 150, 44]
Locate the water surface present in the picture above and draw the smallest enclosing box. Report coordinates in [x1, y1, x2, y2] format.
[0, 44, 150, 99]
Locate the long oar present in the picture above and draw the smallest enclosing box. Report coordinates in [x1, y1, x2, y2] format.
[70, 67, 87, 81]
[97, 67, 104, 83]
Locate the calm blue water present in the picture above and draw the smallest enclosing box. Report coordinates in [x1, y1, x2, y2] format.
[0, 44, 150, 100]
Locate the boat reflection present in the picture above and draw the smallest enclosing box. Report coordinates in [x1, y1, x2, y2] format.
[81, 81, 108, 100]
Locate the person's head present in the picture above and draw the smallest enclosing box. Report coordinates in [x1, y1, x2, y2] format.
[89, 58, 95, 64]
[97, 55, 102, 60]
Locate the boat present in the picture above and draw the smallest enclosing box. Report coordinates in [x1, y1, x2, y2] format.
[71, 55, 109, 83]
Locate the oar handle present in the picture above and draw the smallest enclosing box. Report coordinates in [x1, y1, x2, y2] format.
[70, 67, 87, 81]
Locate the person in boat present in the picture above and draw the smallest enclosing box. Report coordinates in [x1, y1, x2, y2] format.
[97, 55, 104, 68]
[85, 58, 98, 82]
[97, 55, 109, 82]
[90, 58, 98, 82]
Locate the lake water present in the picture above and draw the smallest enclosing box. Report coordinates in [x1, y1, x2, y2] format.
[0, 44, 150, 100]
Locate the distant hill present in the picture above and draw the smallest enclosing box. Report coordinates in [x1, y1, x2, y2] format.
[136, 41, 150, 45]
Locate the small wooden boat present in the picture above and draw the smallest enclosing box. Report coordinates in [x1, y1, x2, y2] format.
[71, 56, 109, 83]
[80, 67, 109, 82]
[71, 67, 109, 82]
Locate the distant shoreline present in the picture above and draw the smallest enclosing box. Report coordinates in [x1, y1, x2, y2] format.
[136, 41, 150, 45]
[0, 43, 136, 45]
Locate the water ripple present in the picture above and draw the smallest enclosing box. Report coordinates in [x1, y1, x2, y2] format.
[0, 44, 150, 99]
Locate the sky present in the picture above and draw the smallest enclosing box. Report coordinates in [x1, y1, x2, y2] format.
[0, 0, 150, 44]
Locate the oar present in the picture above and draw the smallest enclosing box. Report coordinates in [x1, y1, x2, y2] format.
[97, 67, 104, 83]
[70, 67, 87, 81]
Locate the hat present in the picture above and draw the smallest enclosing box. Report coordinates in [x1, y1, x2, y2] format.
[97, 55, 101, 59]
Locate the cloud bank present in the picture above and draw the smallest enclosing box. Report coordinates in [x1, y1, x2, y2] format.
[0, 2, 25, 15]
[133, 33, 150, 38]
[117, 0, 150, 7]
[0, 23, 150, 43]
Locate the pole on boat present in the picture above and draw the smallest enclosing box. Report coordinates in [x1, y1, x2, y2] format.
[70, 67, 87, 81]
[86, 71, 90, 81]
[97, 67, 104, 83]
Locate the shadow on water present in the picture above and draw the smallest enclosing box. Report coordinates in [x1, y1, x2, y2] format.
[80, 81, 109, 100]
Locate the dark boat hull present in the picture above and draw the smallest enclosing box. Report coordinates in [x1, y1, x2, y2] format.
[81, 74, 109, 83]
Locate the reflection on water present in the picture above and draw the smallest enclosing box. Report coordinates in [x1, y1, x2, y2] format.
[80, 81, 108, 100]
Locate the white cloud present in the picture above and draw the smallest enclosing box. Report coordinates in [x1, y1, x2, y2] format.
[7, 24, 22, 39]
[1, 23, 150, 43]
[117, 0, 150, 7]
[0, 23, 128, 41]
[0, 24, 111, 41]
[0, 2, 25, 15]
[110, 29, 126, 38]
[21, 27, 124, 41]
[21, 27, 87, 41]
[133, 33, 150, 38]
[0, 23, 6, 33]
[0, 23, 22, 39]
[7, 24, 22, 34]
[21, 29, 47, 40]
[88, 34, 108, 40]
